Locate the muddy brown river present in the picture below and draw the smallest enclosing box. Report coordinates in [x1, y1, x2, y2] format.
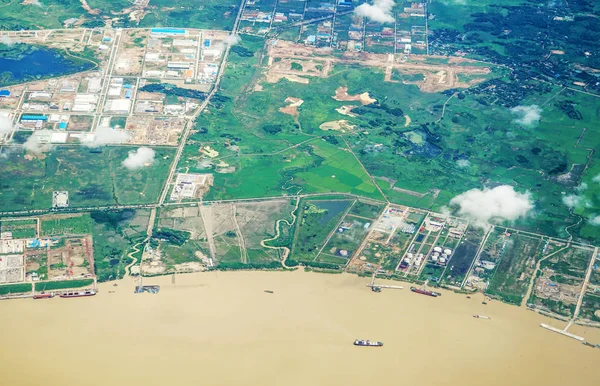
[1, 270, 599, 386]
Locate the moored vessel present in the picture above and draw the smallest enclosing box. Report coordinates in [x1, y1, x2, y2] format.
[33, 292, 55, 299]
[473, 315, 490, 319]
[410, 286, 440, 297]
[60, 289, 96, 298]
[354, 339, 383, 347]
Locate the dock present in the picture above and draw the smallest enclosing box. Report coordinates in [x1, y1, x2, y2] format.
[366, 284, 403, 290]
[540, 323, 584, 341]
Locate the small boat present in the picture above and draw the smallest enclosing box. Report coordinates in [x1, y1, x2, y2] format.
[33, 292, 55, 299]
[482, 301, 488, 305]
[371, 286, 381, 293]
[466, 296, 471, 299]
[354, 339, 383, 347]
[473, 315, 490, 319]
[264, 290, 274, 294]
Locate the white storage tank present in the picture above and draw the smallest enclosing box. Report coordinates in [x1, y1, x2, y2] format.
[444, 248, 452, 255]
[439, 257, 447, 264]
[432, 255, 438, 262]
[433, 246, 443, 253]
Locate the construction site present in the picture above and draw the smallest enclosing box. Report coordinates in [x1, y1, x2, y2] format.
[264, 40, 491, 93]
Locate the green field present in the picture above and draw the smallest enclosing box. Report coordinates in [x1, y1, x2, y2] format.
[0, 283, 32, 295]
[140, 0, 240, 30]
[41, 214, 92, 236]
[0, 146, 174, 212]
[34, 279, 94, 291]
[291, 200, 352, 263]
[485, 232, 544, 305]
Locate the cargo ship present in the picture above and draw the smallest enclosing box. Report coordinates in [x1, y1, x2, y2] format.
[410, 286, 440, 297]
[59, 289, 96, 298]
[473, 315, 490, 319]
[354, 339, 383, 347]
[33, 292, 55, 299]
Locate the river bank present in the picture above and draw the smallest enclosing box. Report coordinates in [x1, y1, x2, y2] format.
[1, 269, 599, 386]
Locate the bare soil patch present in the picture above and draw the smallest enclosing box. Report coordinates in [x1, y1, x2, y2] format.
[333, 87, 376, 105]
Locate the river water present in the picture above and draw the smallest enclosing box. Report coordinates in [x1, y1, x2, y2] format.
[1, 270, 599, 386]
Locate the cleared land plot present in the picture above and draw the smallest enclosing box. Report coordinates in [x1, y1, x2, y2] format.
[320, 214, 372, 264]
[580, 293, 600, 322]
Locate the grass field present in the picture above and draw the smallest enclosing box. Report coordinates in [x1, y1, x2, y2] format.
[41, 214, 92, 236]
[291, 199, 352, 263]
[0, 146, 174, 212]
[140, 0, 240, 30]
[485, 232, 544, 305]
[34, 279, 93, 291]
[0, 282, 32, 295]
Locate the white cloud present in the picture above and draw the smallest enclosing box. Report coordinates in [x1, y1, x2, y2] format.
[562, 193, 591, 208]
[86, 125, 130, 147]
[449, 185, 533, 227]
[589, 215, 600, 226]
[456, 159, 470, 168]
[1, 35, 18, 45]
[593, 174, 600, 183]
[576, 182, 588, 192]
[354, 0, 396, 23]
[122, 147, 155, 170]
[224, 34, 241, 46]
[510, 105, 542, 127]
[29, 0, 43, 7]
[23, 130, 53, 154]
[0, 115, 13, 134]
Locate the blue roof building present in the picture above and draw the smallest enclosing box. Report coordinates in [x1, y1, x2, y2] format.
[59, 122, 68, 129]
[0, 90, 10, 97]
[151, 28, 186, 35]
[21, 114, 47, 121]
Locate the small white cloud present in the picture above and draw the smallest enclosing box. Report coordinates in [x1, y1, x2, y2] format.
[589, 215, 600, 226]
[23, 130, 53, 154]
[576, 182, 588, 192]
[449, 185, 533, 227]
[593, 174, 600, 183]
[510, 105, 542, 127]
[562, 194, 590, 208]
[1, 35, 18, 45]
[29, 0, 43, 7]
[456, 159, 470, 168]
[224, 34, 241, 46]
[0, 115, 13, 134]
[354, 0, 396, 23]
[122, 147, 155, 170]
[86, 125, 130, 147]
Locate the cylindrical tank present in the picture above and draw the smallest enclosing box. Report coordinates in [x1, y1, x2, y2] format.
[433, 246, 443, 253]
[439, 257, 447, 264]
[432, 255, 438, 262]
[444, 248, 452, 255]
[407, 253, 414, 259]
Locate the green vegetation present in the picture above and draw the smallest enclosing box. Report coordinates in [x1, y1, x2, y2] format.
[348, 200, 385, 219]
[0, 283, 31, 295]
[92, 209, 150, 282]
[41, 214, 92, 236]
[292, 200, 351, 263]
[0, 146, 175, 212]
[153, 228, 190, 246]
[139, 83, 207, 100]
[34, 279, 94, 291]
[485, 233, 544, 305]
[140, 0, 240, 30]
[0, 2, 85, 30]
